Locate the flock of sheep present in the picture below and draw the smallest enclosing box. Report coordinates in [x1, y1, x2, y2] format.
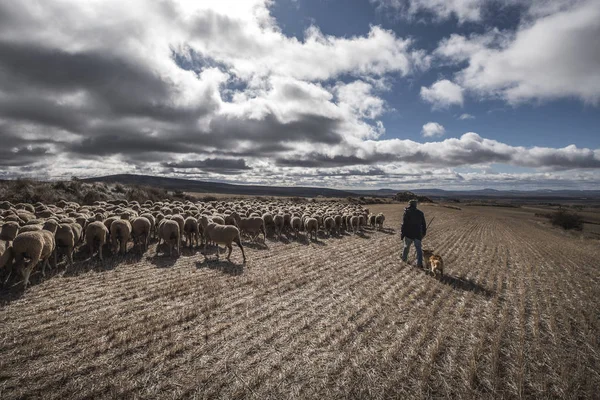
[0, 198, 386, 289]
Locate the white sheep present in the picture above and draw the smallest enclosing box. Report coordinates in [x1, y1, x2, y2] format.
[110, 219, 132, 255]
[55, 223, 78, 268]
[1, 221, 19, 247]
[350, 216, 359, 234]
[305, 218, 318, 241]
[1, 231, 54, 288]
[232, 213, 266, 243]
[200, 215, 246, 263]
[183, 216, 200, 248]
[85, 221, 109, 261]
[273, 214, 284, 239]
[158, 219, 180, 257]
[375, 213, 385, 230]
[131, 217, 151, 252]
[324, 216, 336, 237]
[290, 216, 302, 237]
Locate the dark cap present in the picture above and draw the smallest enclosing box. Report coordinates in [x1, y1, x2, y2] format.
[408, 199, 418, 207]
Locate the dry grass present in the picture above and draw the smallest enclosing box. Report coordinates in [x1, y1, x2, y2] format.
[0, 204, 598, 399]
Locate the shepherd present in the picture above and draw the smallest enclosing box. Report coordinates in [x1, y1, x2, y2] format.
[400, 199, 427, 268]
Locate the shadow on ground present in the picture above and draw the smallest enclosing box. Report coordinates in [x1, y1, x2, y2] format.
[242, 241, 269, 250]
[195, 259, 245, 276]
[438, 274, 494, 297]
[147, 253, 179, 269]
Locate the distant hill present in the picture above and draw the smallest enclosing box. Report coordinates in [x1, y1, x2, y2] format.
[410, 188, 600, 200]
[82, 174, 358, 198]
[352, 187, 600, 200]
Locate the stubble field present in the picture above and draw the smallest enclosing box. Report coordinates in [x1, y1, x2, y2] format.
[0, 203, 598, 399]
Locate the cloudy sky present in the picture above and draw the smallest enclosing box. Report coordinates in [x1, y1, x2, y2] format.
[1, 0, 599, 189]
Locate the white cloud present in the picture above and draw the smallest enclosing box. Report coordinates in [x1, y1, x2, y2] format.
[435, 0, 600, 104]
[420, 79, 464, 109]
[335, 80, 386, 120]
[187, 16, 428, 82]
[421, 122, 446, 137]
[278, 132, 600, 171]
[459, 113, 475, 119]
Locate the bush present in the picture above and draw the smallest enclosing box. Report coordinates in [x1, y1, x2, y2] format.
[52, 181, 69, 191]
[201, 195, 218, 202]
[83, 189, 108, 205]
[289, 196, 306, 203]
[548, 209, 584, 231]
[113, 183, 126, 194]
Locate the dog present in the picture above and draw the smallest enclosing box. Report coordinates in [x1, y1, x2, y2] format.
[422, 249, 444, 278]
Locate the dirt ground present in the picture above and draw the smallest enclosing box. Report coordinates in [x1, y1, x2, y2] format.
[0, 204, 598, 399]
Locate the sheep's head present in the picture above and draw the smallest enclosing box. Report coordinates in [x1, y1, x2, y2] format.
[0, 246, 15, 269]
[200, 215, 210, 229]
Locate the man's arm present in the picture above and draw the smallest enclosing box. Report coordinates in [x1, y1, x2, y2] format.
[421, 212, 427, 237]
[400, 210, 407, 239]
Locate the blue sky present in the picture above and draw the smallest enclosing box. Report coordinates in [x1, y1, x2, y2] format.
[0, 0, 599, 189]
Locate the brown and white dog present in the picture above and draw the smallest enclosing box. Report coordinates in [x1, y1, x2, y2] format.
[422, 249, 444, 278]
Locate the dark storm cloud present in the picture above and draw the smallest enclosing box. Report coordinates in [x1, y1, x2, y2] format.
[0, 145, 52, 167]
[276, 154, 373, 168]
[275, 152, 397, 168]
[0, 41, 217, 123]
[0, 95, 89, 133]
[208, 113, 344, 145]
[66, 134, 192, 157]
[58, 109, 341, 163]
[163, 157, 251, 172]
[399, 148, 513, 167]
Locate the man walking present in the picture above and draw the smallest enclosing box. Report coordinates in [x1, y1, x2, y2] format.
[401, 199, 427, 268]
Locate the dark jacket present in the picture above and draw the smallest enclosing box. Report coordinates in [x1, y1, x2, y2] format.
[401, 205, 427, 240]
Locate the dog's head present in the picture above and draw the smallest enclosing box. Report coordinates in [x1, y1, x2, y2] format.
[422, 249, 434, 259]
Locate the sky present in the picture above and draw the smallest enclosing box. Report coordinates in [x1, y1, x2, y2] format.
[0, 0, 599, 190]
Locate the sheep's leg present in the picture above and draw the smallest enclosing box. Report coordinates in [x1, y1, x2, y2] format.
[67, 246, 74, 268]
[41, 258, 48, 277]
[21, 256, 39, 288]
[226, 244, 232, 261]
[235, 237, 246, 262]
[99, 244, 103, 261]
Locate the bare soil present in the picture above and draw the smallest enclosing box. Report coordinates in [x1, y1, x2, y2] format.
[0, 204, 598, 399]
